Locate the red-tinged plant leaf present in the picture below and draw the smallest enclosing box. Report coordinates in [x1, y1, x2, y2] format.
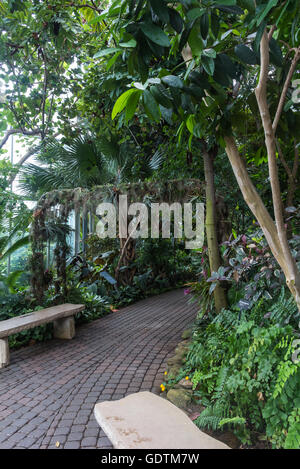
[189, 412, 201, 421]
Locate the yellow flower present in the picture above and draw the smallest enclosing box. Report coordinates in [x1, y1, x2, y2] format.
[164, 371, 167, 375]
[185, 376, 189, 380]
[160, 384, 165, 391]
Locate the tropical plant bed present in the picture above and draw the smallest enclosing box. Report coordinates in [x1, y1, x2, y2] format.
[0, 283, 187, 350]
[161, 308, 300, 450]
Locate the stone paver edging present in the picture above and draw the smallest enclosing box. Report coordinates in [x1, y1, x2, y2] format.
[0, 289, 198, 449]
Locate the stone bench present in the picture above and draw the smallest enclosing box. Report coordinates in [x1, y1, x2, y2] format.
[94, 391, 230, 449]
[0, 303, 85, 368]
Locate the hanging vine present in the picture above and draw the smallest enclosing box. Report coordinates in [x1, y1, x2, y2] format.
[30, 179, 204, 301]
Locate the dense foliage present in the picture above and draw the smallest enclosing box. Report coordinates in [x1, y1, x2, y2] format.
[0, 0, 299, 449]
[184, 292, 300, 449]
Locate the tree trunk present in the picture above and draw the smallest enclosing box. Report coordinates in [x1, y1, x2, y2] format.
[224, 135, 300, 310]
[203, 147, 228, 313]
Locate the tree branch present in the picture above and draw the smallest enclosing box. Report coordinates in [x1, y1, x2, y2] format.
[8, 131, 59, 184]
[273, 46, 300, 134]
[224, 135, 285, 269]
[268, 24, 277, 40]
[0, 129, 41, 149]
[255, 30, 300, 299]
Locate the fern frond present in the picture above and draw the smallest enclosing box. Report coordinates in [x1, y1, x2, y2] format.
[219, 416, 246, 428]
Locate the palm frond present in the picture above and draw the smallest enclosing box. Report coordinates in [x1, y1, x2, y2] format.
[149, 147, 165, 170]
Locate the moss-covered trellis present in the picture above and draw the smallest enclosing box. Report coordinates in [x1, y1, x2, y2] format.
[30, 179, 204, 302]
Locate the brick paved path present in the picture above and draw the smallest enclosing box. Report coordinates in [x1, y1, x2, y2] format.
[0, 289, 198, 449]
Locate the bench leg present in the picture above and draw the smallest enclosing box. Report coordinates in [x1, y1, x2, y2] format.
[53, 317, 75, 340]
[0, 338, 9, 368]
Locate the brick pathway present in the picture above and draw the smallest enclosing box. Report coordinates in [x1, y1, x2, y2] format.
[0, 289, 198, 449]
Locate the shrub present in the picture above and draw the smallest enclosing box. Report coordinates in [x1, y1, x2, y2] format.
[182, 293, 300, 448]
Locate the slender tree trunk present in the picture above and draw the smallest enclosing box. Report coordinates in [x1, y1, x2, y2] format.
[202, 147, 228, 313]
[224, 136, 300, 310]
[223, 30, 300, 311]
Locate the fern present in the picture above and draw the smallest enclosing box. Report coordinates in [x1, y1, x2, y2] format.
[284, 422, 300, 449]
[195, 400, 231, 431]
[212, 366, 229, 399]
[219, 416, 246, 428]
[194, 406, 224, 431]
[192, 369, 218, 392]
[284, 408, 300, 449]
[273, 360, 299, 398]
[212, 307, 243, 329]
[267, 287, 299, 327]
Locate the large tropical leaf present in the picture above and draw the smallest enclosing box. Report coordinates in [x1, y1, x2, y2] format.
[0, 236, 30, 260]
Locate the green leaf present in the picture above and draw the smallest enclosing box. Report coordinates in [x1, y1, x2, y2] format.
[253, 20, 267, 52]
[200, 13, 209, 39]
[146, 38, 165, 57]
[106, 51, 122, 70]
[202, 56, 215, 75]
[283, 99, 293, 112]
[150, 85, 173, 108]
[119, 39, 137, 48]
[98, 137, 119, 159]
[5, 270, 23, 293]
[238, 0, 255, 12]
[125, 89, 142, 123]
[1, 236, 29, 260]
[203, 48, 217, 59]
[255, 0, 278, 26]
[179, 20, 196, 51]
[234, 44, 257, 65]
[149, 0, 170, 23]
[186, 114, 196, 134]
[112, 89, 137, 120]
[176, 121, 185, 144]
[216, 4, 243, 14]
[269, 38, 283, 67]
[140, 22, 170, 47]
[181, 93, 193, 112]
[169, 8, 184, 33]
[187, 8, 205, 21]
[189, 71, 210, 88]
[210, 13, 220, 38]
[142, 89, 161, 121]
[159, 105, 173, 124]
[161, 75, 184, 89]
[94, 47, 121, 59]
[217, 0, 236, 4]
[188, 25, 204, 56]
[187, 86, 205, 99]
[217, 54, 237, 78]
[213, 63, 232, 86]
[275, 0, 290, 26]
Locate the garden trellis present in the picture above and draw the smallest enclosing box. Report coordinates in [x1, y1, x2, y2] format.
[30, 179, 204, 302]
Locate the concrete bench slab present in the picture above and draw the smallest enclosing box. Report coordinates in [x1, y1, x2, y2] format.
[94, 391, 230, 449]
[0, 303, 84, 368]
